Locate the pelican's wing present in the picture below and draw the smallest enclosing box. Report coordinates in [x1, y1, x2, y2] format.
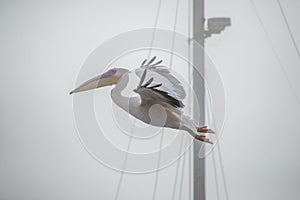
[135, 56, 186, 101]
[134, 69, 184, 109]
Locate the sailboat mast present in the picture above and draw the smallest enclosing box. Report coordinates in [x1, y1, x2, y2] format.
[193, 0, 206, 199]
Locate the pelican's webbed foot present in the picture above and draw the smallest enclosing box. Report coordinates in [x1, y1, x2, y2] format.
[197, 126, 215, 134]
[195, 135, 213, 144]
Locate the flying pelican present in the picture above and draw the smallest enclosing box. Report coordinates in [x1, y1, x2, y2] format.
[70, 57, 214, 143]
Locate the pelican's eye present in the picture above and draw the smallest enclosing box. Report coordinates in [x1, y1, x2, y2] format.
[101, 68, 117, 78]
[110, 69, 117, 74]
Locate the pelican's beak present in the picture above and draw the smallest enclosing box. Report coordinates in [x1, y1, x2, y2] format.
[69, 72, 119, 95]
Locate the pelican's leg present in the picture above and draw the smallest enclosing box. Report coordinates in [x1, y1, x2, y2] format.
[197, 126, 215, 134]
[195, 135, 213, 144]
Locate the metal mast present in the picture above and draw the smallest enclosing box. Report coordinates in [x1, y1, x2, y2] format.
[192, 0, 230, 199]
[192, 0, 206, 199]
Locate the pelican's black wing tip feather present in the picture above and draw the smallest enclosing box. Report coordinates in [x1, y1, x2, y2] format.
[149, 83, 162, 89]
[147, 56, 156, 65]
[151, 87, 184, 108]
[141, 59, 147, 66]
[139, 75, 184, 108]
[141, 56, 163, 67]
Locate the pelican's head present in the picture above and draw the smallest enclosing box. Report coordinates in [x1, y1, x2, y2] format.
[69, 68, 129, 95]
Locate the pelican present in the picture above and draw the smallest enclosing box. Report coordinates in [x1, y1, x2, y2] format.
[70, 57, 214, 143]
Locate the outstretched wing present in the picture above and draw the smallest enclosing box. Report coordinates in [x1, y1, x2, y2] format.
[135, 56, 186, 101]
[134, 67, 184, 109]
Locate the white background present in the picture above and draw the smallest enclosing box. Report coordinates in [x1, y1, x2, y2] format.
[0, 0, 299, 199]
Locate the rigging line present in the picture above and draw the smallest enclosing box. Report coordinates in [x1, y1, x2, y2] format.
[206, 88, 230, 200]
[152, 132, 164, 200]
[169, 0, 181, 67]
[150, 0, 164, 199]
[153, 0, 181, 198]
[178, 0, 193, 198]
[188, 140, 192, 200]
[169, 0, 184, 199]
[212, 148, 221, 200]
[205, 90, 221, 200]
[114, 122, 135, 200]
[276, 0, 300, 62]
[250, 0, 300, 107]
[171, 133, 185, 200]
[148, 0, 163, 59]
[115, 0, 162, 196]
[178, 137, 189, 200]
[187, 0, 192, 199]
[217, 142, 230, 200]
